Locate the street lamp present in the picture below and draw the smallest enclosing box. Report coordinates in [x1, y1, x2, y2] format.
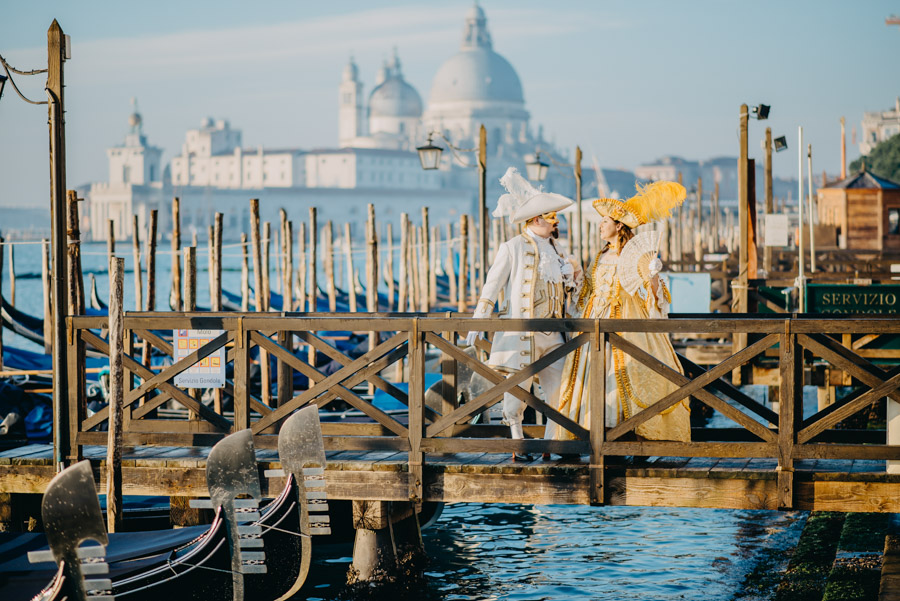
[415, 133, 443, 170]
[525, 151, 549, 182]
[752, 104, 770, 120]
[416, 125, 489, 288]
[0, 74, 7, 101]
[773, 136, 788, 152]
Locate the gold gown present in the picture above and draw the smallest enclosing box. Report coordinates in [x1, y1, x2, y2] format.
[547, 249, 691, 442]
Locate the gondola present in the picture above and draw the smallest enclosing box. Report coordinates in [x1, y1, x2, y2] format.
[27, 405, 329, 601]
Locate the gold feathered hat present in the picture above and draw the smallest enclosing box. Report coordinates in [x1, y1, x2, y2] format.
[591, 181, 687, 229]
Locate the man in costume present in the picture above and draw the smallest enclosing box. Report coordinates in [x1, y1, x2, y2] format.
[466, 167, 581, 460]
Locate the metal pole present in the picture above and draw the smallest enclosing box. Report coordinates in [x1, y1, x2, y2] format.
[478, 124, 488, 289]
[797, 127, 805, 311]
[48, 20, 69, 470]
[807, 144, 816, 273]
[575, 146, 583, 265]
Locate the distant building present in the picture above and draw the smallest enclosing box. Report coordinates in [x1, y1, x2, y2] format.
[88, 100, 166, 241]
[860, 96, 900, 155]
[88, 5, 633, 241]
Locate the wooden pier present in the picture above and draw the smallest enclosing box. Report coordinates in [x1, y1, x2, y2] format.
[1, 313, 899, 513]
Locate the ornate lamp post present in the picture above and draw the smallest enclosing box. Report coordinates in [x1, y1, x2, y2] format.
[417, 124, 489, 287]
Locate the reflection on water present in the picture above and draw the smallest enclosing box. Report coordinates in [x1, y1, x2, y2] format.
[299, 504, 805, 600]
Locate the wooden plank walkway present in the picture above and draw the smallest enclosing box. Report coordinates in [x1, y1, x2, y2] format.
[1, 445, 898, 512]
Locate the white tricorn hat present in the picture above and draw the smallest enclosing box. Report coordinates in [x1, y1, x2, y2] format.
[492, 167, 574, 224]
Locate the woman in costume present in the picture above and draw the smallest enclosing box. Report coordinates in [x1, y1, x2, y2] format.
[545, 182, 691, 443]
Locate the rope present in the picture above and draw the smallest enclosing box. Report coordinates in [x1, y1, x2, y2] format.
[0, 59, 48, 105]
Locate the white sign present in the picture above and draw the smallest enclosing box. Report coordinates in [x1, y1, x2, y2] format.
[666, 273, 712, 314]
[173, 329, 226, 388]
[765, 214, 789, 247]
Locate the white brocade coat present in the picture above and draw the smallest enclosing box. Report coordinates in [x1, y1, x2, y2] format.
[472, 230, 578, 375]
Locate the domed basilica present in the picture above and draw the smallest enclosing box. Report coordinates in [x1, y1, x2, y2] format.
[339, 4, 559, 195]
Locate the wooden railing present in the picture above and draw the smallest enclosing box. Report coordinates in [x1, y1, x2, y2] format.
[64, 313, 900, 508]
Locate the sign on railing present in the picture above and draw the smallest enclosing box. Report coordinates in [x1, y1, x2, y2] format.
[174, 328, 226, 388]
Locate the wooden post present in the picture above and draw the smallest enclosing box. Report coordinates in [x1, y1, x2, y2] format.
[106, 257, 124, 532]
[308, 208, 317, 377]
[430, 226, 438, 307]
[446, 222, 456, 307]
[344, 223, 357, 312]
[262, 221, 271, 310]
[212, 214, 224, 414]
[240, 233, 249, 312]
[733, 105, 749, 385]
[421, 207, 431, 309]
[713, 180, 721, 251]
[324, 221, 336, 312]
[107, 219, 115, 270]
[764, 127, 774, 274]
[477, 124, 488, 288]
[171, 197, 182, 311]
[308, 207, 318, 313]
[399, 214, 409, 313]
[48, 21, 71, 468]
[297, 223, 306, 312]
[384, 222, 395, 311]
[184, 246, 198, 420]
[409, 222, 420, 312]
[458, 215, 468, 313]
[408, 323, 425, 505]
[366, 204, 378, 313]
[696, 177, 704, 258]
[276, 210, 285, 295]
[777, 327, 800, 510]
[207, 225, 215, 309]
[132, 215, 143, 311]
[7, 239, 14, 307]
[575, 146, 584, 267]
[145, 211, 158, 313]
[250, 199, 264, 311]
[66, 191, 85, 316]
[589, 324, 606, 505]
[468, 216, 477, 307]
[283, 220, 293, 312]
[416, 226, 427, 312]
[41, 239, 52, 354]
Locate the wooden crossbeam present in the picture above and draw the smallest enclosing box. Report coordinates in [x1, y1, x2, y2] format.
[424, 332, 590, 439]
[250, 331, 408, 437]
[251, 332, 407, 432]
[799, 333, 900, 404]
[679, 353, 778, 425]
[798, 370, 900, 444]
[294, 330, 439, 423]
[605, 333, 777, 443]
[133, 329, 173, 356]
[80, 331, 232, 431]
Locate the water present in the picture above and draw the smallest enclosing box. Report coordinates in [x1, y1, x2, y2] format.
[2, 241, 810, 598]
[298, 504, 806, 600]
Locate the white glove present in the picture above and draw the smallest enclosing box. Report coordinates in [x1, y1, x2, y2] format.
[465, 331, 481, 347]
[649, 257, 663, 277]
[560, 261, 574, 277]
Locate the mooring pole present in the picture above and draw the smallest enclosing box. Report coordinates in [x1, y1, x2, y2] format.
[47, 20, 70, 469]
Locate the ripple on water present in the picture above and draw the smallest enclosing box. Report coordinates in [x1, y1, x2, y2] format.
[297, 503, 805, 600]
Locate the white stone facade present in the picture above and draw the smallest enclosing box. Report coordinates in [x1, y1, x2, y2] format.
[860, 96, 900, 156]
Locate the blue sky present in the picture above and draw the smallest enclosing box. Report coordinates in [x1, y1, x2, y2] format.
[1, 0, 897, 208]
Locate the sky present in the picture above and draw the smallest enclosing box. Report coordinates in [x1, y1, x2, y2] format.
[0, 0, 897, 208]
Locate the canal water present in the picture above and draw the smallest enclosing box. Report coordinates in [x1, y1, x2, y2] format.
[4, 241, 812, 599]
[299, 504, 806, 600]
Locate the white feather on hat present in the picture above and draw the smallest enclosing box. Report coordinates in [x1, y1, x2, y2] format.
[492, 167, 573, 223]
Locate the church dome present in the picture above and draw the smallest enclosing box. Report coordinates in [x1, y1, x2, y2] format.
[427, 4, 525, 106]
[368, 51, 423, 118]
[369, 78, 423, 118]
[429, 49, 524, 105]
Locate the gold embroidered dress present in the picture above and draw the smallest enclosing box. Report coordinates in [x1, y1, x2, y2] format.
[547, 246, 691, 442]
